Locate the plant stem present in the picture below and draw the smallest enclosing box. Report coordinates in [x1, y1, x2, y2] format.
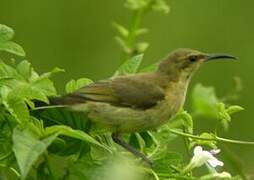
[169, 129, 254, 146]
[127, 10, 144, 47]
[182, 127, 191, 158]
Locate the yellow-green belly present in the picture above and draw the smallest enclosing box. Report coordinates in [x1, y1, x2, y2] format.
[71, 98, 182, 133]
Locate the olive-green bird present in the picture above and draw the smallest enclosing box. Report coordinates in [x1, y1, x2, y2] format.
[42, 48, 237, 165]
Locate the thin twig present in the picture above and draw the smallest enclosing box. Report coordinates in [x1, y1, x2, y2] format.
[169, 129, 254, 146]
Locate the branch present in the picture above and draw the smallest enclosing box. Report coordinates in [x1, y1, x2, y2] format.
[169, 129, 254, 146]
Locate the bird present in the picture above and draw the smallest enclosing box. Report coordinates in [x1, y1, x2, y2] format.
[38, 48, 237, 165]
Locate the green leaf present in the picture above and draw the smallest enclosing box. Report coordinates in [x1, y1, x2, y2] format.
[0, 61, 21, 79]
[217, 102, 231, 130]
[113, 22, 129, 37]
[16, 61, 32, 80]
[12, 127, 58, 179]
[135, 28, 149, 36]
[152, 0, 170, 14]
[4, 95, 29, 124]
[125, 0, 147, 10]
[175, 110, 193, 134]
[0, 85, 10, 102]
[189, 133, 217, 149]
[65, 78, 93, 93]
[114, 36, 130, 53]
[30, 67, 63, 97]
[135, 133, 146, 152]
[226, 105, 244, 115]
[31, 78, 57, 96]
[129, 133, 146, 152]
[0, 24, 14, 42]
[114, 54, 143, 76]
[0, 41, 26, 57]
[191, 83, 219, 118]
[9, 83, 48, 103]
[135, 42, 149, 53]
[154, 125, 178, 145]
[140, 131, 156, 148]
[66, 155, 99, 180]
[153, 151, 182, 174]
[34, 67, 64, 81]
[140, 62, 159, 72]
[45, 125, 109, 151]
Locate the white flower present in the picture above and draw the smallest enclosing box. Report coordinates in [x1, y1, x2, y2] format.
[187, 146, 224, 170]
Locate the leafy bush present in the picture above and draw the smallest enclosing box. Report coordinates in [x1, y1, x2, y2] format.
[0, 1, 252, 180]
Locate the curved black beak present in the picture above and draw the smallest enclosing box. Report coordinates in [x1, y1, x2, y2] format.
[205, 54, 238, 61]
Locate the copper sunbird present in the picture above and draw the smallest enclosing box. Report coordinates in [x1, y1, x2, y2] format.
[39, 48, 237, 165]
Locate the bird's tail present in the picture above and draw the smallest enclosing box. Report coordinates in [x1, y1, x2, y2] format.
[34, 94, 86, 108]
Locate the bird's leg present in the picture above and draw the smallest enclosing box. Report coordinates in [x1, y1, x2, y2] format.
[111, 133, 153, 166]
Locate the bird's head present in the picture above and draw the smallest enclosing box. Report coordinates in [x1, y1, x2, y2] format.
[158, 48, 237, 80]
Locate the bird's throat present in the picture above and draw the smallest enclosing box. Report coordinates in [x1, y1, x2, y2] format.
[165, 75, 190, 113]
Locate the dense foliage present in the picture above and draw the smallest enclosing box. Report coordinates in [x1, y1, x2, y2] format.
[0, 1, 252, 179]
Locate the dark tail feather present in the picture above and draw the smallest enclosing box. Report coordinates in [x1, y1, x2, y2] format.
[49, 95, 86, 105]
[34, 94, 86, 107]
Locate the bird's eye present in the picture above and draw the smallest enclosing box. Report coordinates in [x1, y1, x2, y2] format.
[189, 55, 198, 62]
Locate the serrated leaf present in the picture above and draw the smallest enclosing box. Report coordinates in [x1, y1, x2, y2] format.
[9, 83, 48, 103]
[0, 41, 25, 57]
[192, 83, 219, 118]
[140, 62, 159, 72]
[0, 24, 14, 42]
[113, 22, 129, 37]
[12, 127, 58, 179]
[65, 78, 93, 93]
[31, 78, 57, 96]
[114, 54, 143, 76]
[45, 125, 109, 151]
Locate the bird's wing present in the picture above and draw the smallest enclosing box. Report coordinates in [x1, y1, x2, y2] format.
[67, 76, 165, 109]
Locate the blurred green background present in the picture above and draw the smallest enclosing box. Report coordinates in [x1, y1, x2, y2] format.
[1, 0, 253, 175]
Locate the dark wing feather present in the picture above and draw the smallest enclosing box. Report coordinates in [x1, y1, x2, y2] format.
[74, 81, 119, 103]
[59, 76, 165, 109]
[111, 77, 165, 108]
